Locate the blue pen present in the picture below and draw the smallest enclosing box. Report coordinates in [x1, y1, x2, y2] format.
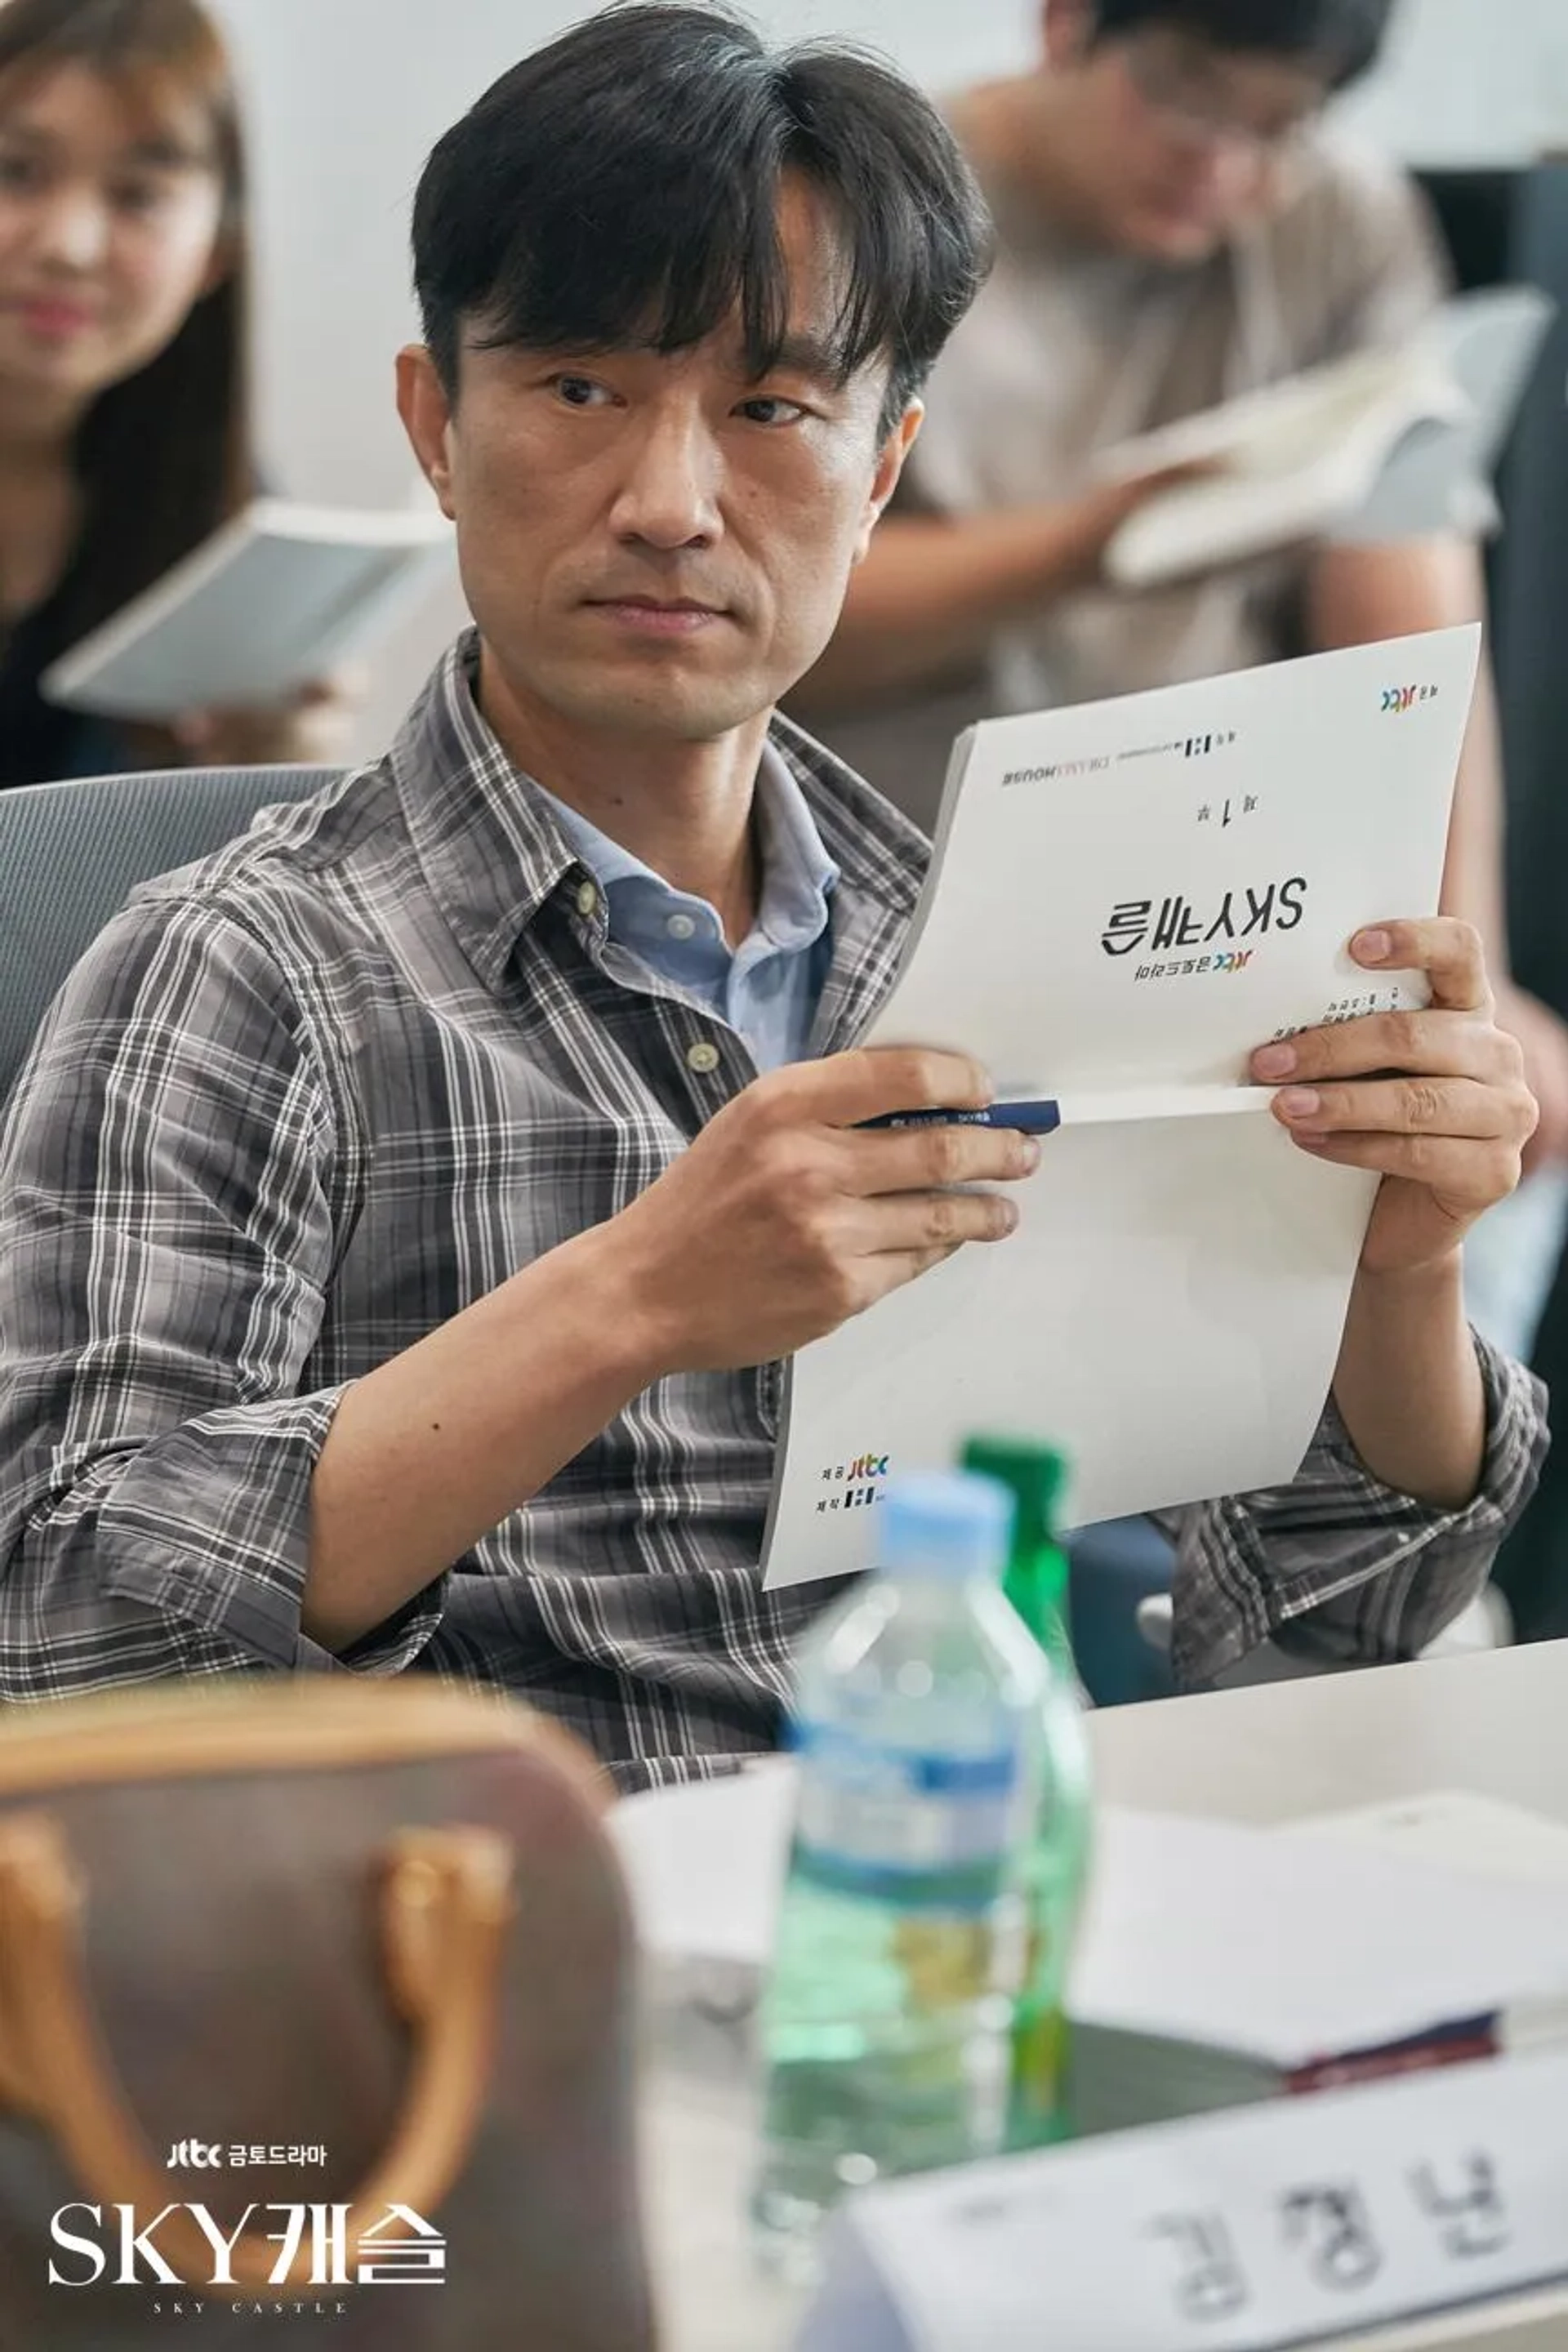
[861, 1099, 1062, 1135]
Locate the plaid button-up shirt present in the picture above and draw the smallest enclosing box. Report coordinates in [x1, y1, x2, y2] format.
[0, 639, 1548, 1784]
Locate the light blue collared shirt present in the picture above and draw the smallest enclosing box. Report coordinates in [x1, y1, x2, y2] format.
[540, 743, 841, 1071]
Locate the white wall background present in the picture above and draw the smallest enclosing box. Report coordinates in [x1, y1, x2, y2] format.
[208, 0, 1040, 510]
[1341, 0, 1568, 164]
[201, 0, 1568, 748]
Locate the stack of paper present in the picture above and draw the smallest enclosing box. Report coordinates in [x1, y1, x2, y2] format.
[763, 624, 1481, 1590]
[1285, 1788, 1568, 1888]
[611, 1771, 1568, 2137]
[1065, 1808, 1568, 2136]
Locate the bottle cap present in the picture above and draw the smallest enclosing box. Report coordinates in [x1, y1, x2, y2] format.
[960, 1437, 1068, 1533]
[878, 1471, 1012, 1582]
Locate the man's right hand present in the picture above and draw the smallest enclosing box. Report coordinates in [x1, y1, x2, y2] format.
[606, 1047, 1040, 1374]
[1061, 461, 1223, 592]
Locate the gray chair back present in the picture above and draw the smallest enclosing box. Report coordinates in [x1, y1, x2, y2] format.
[0, 765, 341, 1107]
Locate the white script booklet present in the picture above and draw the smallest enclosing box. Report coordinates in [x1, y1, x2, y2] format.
[1100, 286, 1553, 587]
[42, 496, 456, 720]
[761, 625, 1481, 1589]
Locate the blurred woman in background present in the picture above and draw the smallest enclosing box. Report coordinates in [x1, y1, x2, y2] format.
[0, 0, 349, 786]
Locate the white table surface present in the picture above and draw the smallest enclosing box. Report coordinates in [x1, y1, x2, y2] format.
[642, 1642, 1568, 2352]
[1085, 1645, 1568, 1830]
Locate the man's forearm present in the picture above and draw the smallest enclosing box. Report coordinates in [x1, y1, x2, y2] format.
[1304, 537, 1509, 965]
[795, 507, 1104, 713]
[1439, 656, 1508, 959]
[1333, 1254, 1486, 1511]
[304, 1224, 666, 1651]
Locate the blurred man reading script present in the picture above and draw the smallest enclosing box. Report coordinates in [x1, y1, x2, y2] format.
[800, 0, 1568, 1160]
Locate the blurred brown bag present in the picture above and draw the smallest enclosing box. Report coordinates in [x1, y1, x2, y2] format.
[0, 1680, 657, 2351]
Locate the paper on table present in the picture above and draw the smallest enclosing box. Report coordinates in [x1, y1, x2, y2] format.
[610, 1759, 795, 1968]
[762, 625, 1481, 1589]
[1068, 1809, 1568, 2069]
[1285, 1793, 1568, 1892]
[610, 1773, 1568, 2067]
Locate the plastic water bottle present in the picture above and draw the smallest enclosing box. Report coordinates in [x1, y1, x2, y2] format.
[960, 1437, 1094, 2149]
[752, 1472, 1051, 2265]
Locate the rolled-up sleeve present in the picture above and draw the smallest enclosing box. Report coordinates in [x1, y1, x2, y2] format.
[0, 895, 445, 1698]
[1165, 1332, 1549, 1689]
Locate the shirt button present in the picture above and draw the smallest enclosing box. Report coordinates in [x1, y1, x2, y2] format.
[575, 880, 599, 919]
[666, 912, 698, 942]
[685, 1040, 722, 1076]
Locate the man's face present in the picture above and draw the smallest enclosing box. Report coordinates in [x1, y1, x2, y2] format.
[1045, 15, 1334, 261]
[399, 180, 914, 752]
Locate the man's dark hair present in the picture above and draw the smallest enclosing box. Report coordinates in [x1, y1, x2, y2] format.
[412, 2, 991, 440]
[1089, 0, 1396, 88]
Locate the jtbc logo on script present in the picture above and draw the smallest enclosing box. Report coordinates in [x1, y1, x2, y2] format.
[816, 1453, 889, 1515]
[48, 2204, 447, 2289]
[167, 2142, 224, 2171]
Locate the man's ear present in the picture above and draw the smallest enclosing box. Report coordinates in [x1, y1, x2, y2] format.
[852, 402, 924, 566]
[396, 345, 458, 521]
[1043, 0, 1096, 70]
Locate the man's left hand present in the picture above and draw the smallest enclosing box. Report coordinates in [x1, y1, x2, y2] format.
[172, 675, 364, 768]
[1249, 919, 1539, 1280]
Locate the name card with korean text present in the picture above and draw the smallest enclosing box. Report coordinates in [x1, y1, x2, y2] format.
[797, 2046, 1568, 2352]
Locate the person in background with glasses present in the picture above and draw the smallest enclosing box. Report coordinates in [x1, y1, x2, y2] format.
[798, 0, 1568, 1173]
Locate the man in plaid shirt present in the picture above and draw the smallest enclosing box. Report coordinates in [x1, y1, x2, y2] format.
[0, 6, 1545, 1786]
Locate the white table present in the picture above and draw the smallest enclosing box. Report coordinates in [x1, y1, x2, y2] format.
[1088, 1644, 1568, 1828]
[643, 1643, 1568, 2352]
